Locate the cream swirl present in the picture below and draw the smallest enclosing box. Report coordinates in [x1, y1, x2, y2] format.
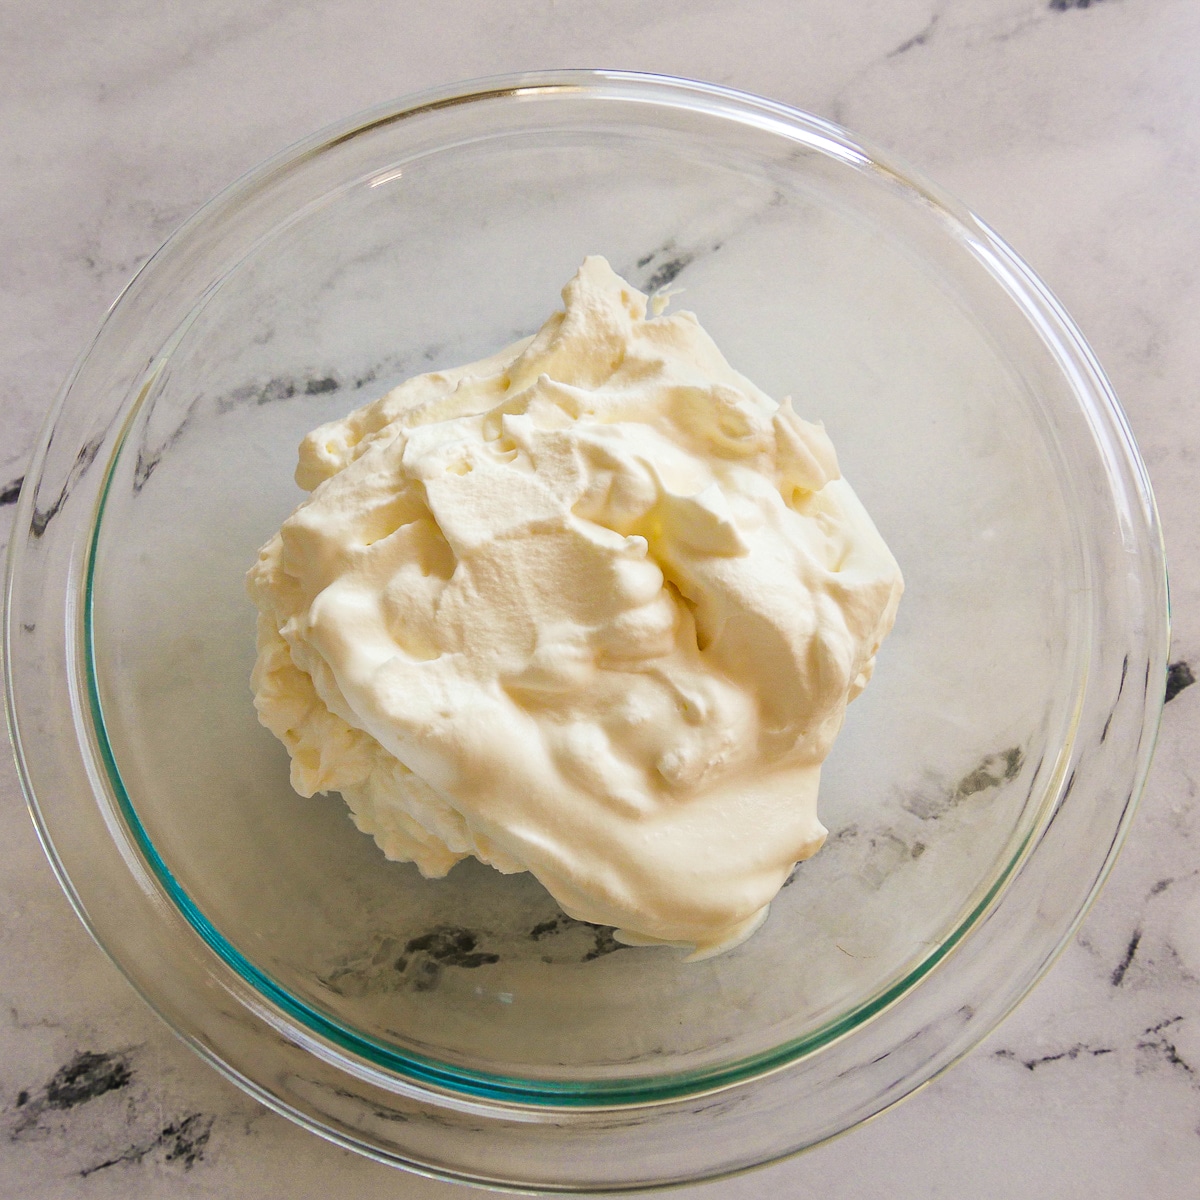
[247, 256, 903, 957]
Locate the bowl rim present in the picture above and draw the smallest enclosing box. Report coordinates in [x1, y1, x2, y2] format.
[3, 67, 1170, 1188]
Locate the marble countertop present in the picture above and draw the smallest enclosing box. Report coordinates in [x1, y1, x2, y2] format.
[3, 1, 1198, 1196]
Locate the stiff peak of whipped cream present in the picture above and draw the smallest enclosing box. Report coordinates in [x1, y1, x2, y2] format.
[247, 256, 902, 958]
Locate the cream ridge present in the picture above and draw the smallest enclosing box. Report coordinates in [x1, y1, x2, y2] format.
[247, 256, 903, 958]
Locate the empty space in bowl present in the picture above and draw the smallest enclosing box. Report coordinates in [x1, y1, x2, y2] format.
[87, 105, 1083, 1089]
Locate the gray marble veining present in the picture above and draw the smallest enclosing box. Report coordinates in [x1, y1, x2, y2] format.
[2, 1, 1198, 1197]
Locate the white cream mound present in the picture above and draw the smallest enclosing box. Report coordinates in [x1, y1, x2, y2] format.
[247, 256, 903, 959]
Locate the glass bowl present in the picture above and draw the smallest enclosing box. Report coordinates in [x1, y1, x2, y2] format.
[3, 71, 1168, 1192]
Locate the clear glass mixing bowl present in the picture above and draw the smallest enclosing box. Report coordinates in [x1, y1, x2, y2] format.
[3, 71, 1168, 1191]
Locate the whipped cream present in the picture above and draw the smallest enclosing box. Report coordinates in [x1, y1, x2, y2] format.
[247, 256, 902, 958]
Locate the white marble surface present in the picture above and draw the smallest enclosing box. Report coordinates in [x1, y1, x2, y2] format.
[2, 1, 1198, 1195]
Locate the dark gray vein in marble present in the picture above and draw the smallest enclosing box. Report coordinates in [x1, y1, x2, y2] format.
[889, 13, 939, 58]
[393, 927, 500, 992]
[5, 1002, 62, 1033]
[1042, 767, 1078, 838]
[955, 747, 1024, 798]
[1110, 929, 1141, 987]
[643, 251, 694, 294]
[6, 1041, 220, 1177]
[129, 353, 424, 498]
[1149, 871, 1199, 902]
[1060, 769, 1077, 804]
[79, 1112, 214, 1178]
[1137, 1017, 1198, 1087]
[1166, 661, 1195, 703]
[9, 1050, 132, 1140]
[901, 746, 1023, 821]
[131, 372, 345, 493]
[821, 823, 929, 893]
[529, 913, 625, 962]
[0, 476, 21, 506]
[31, 432, 104, 537]
[1049, 0, 1112, 10]
[629, 237, 724, 297]
[320, 908, 631, 997]
[994, 1043, 1114, 1070]
[1096, 655, 1138, 748]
